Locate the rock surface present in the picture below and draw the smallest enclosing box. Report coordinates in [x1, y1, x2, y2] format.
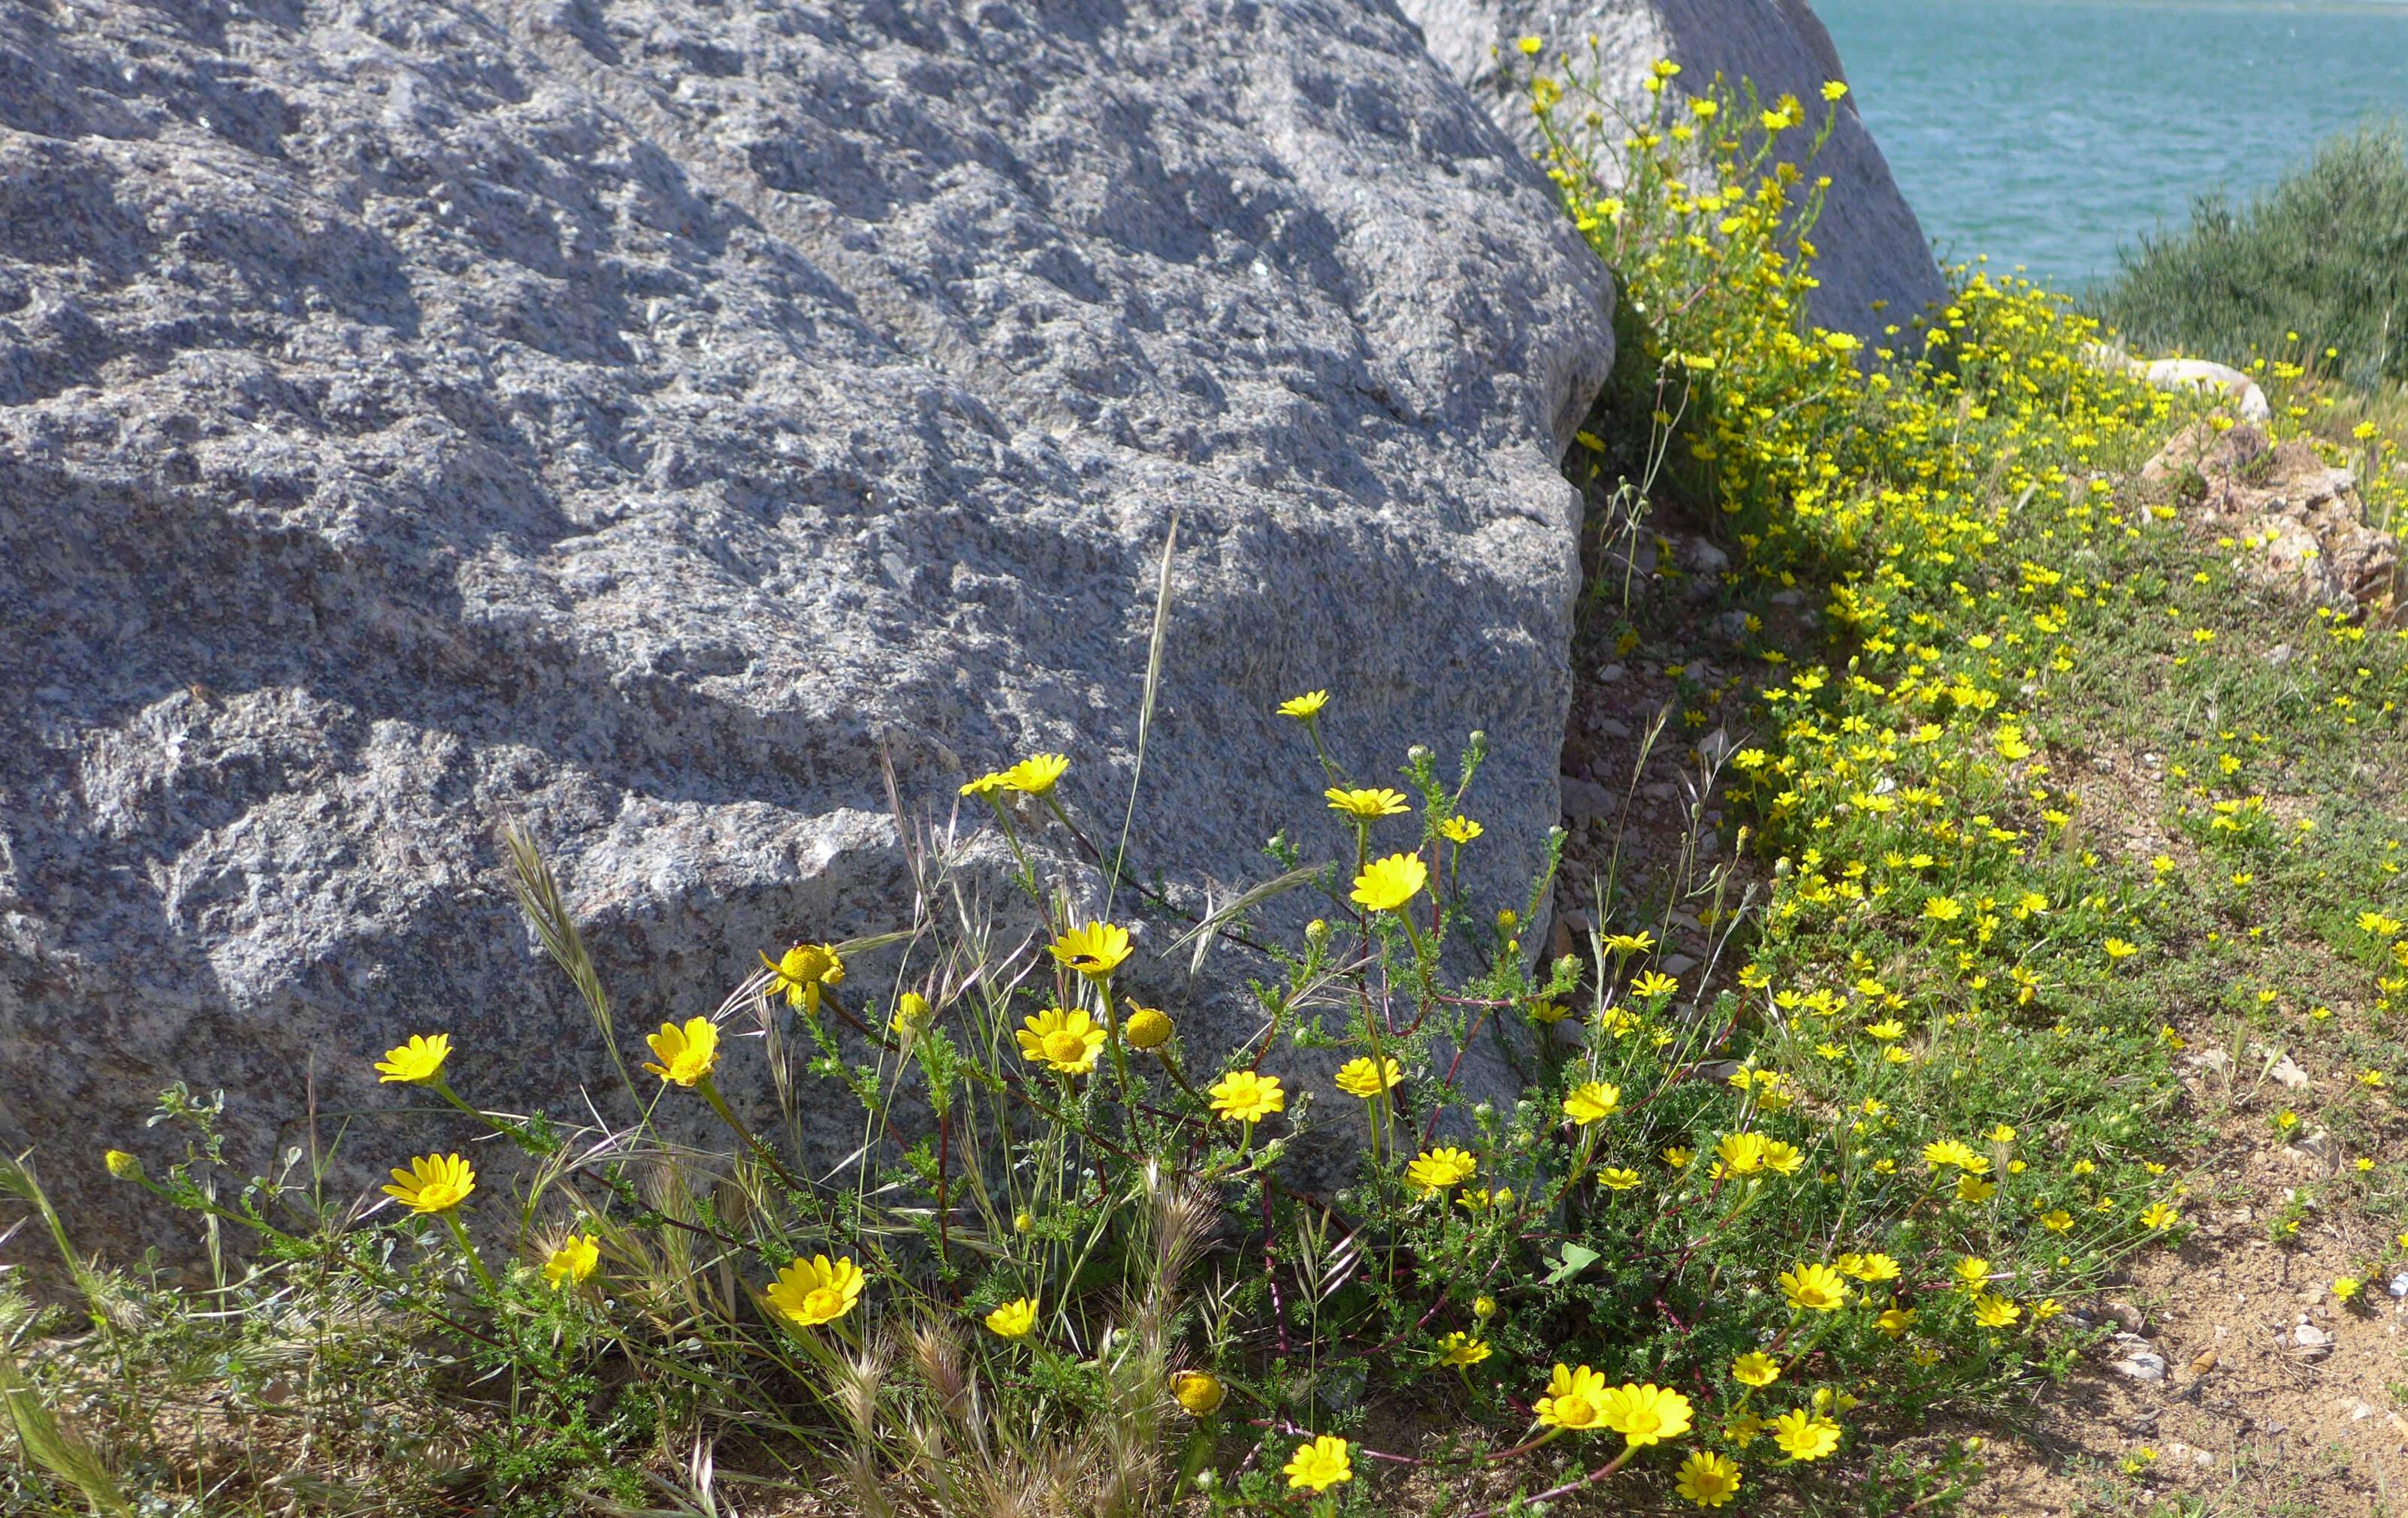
[2085, 346, 2272, 423]
[0, 0, 1612, 1249]
[2142, 423, 2399, 616]
[1397, 0, 1947, 337]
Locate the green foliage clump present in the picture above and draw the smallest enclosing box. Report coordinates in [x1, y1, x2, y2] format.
[2095, 124, 2408, 388]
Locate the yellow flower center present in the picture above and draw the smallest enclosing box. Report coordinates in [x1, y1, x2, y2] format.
[1043, 1030, 1088, 1064]
[803, 1286, 847, 1322]
[1554, 1395, 1596, 1428]
[1624, 1405, 1661, 1439]
[417, 1179, 467, 1212]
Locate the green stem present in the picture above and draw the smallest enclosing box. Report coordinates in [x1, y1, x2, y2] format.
[697, 1077, 809, 1194]
[440, 1209, 498, 1295]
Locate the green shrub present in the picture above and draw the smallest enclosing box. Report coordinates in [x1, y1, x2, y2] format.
[2094, 123, 2408, 388]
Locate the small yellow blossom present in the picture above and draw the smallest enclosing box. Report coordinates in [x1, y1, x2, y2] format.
[1209, 1070, 1286, 1124]
[1123, 1005, 1173, 1049]
[1407, 1146, 1478, 1196]
[1017, 1007, 1107, 1076]
[1675, 1449, 1742, 1507]
[986, 1296, 1038, 1339]
[1351, 853, 1428, 913]
[766, 1254, 866, 1328]
[1438, 1331, 1492, 1366]
[1001, 753, 1069, 794]
[1771, 1408, 1842, 1461]
[1564, 1081, 1621, 1124]
[1326, 786, 1409, 819]
[375, 1034, 452, 1085]
[1599, 1381, 1693, 1446]
[1335, 1055, 1403, 1097]
[643, 1018, 726, 1087]
[763, 943, 845, 1014]
[1731, 1351, 1780, 1387]
[1283, 1435, 1352, 1492]
[1278, 690, 1329, 720]
[1049, 922, 1131, 980]
[1715, 1131, 1769, 1175]
[543, 1233, 600, 1289]
[383, 1153, 476, 1215]
[1779, 1262, 1847, 1312]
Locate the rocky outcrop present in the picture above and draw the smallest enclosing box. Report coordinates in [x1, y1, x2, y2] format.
[2143, 424, 2398, 615]
[1397, 0, 1947, 339]
[0, 0, 1612, 1250]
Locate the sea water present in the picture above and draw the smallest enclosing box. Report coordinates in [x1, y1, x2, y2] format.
[1816, 0, 2408, 291]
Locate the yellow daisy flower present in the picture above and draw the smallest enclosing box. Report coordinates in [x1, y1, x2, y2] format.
[640, 1029, 712, 1087]
[1283, 1435, 1352, 1492]
[542, 1233, 600, 1289]
[1334, 1056, 1403, 1097]
[1209, 1070, 1286, 1124]
[1675, 1449, 1742, 1507]
[374, 1034, 451, 1085]
[382, 1153, 475, 1215]
[1778, 1262, 1847, 1312]
[1564, 1081, 1621, 1124]
[985, 1296, 1038, 1339]
[1048, 921, 1131, 980]
[763, 943, 845, 1014]
[1350, 853, 1428, 913]
[766, 1254, 865, 1328]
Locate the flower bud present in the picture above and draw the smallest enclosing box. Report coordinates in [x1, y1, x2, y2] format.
[1473, 1294, 1497, 1319]
[1497, 908, 1518, 931]
[1305, 919, 1329, 946]
[1014, 1212, 1035, 1234]
[104, 1150, 142, 1181]
[1171, 1369, 1225, 1416]
[1124, 1006, 1173, 1049]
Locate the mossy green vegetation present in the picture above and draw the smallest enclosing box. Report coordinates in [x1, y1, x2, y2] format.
[5, 47, 2406, 1518]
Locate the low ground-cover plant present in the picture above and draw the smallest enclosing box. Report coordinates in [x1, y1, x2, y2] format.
[8, 44, 2407, 1518]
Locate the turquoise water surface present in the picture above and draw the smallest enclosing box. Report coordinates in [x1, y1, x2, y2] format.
[1817, 0, 2408, 290]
